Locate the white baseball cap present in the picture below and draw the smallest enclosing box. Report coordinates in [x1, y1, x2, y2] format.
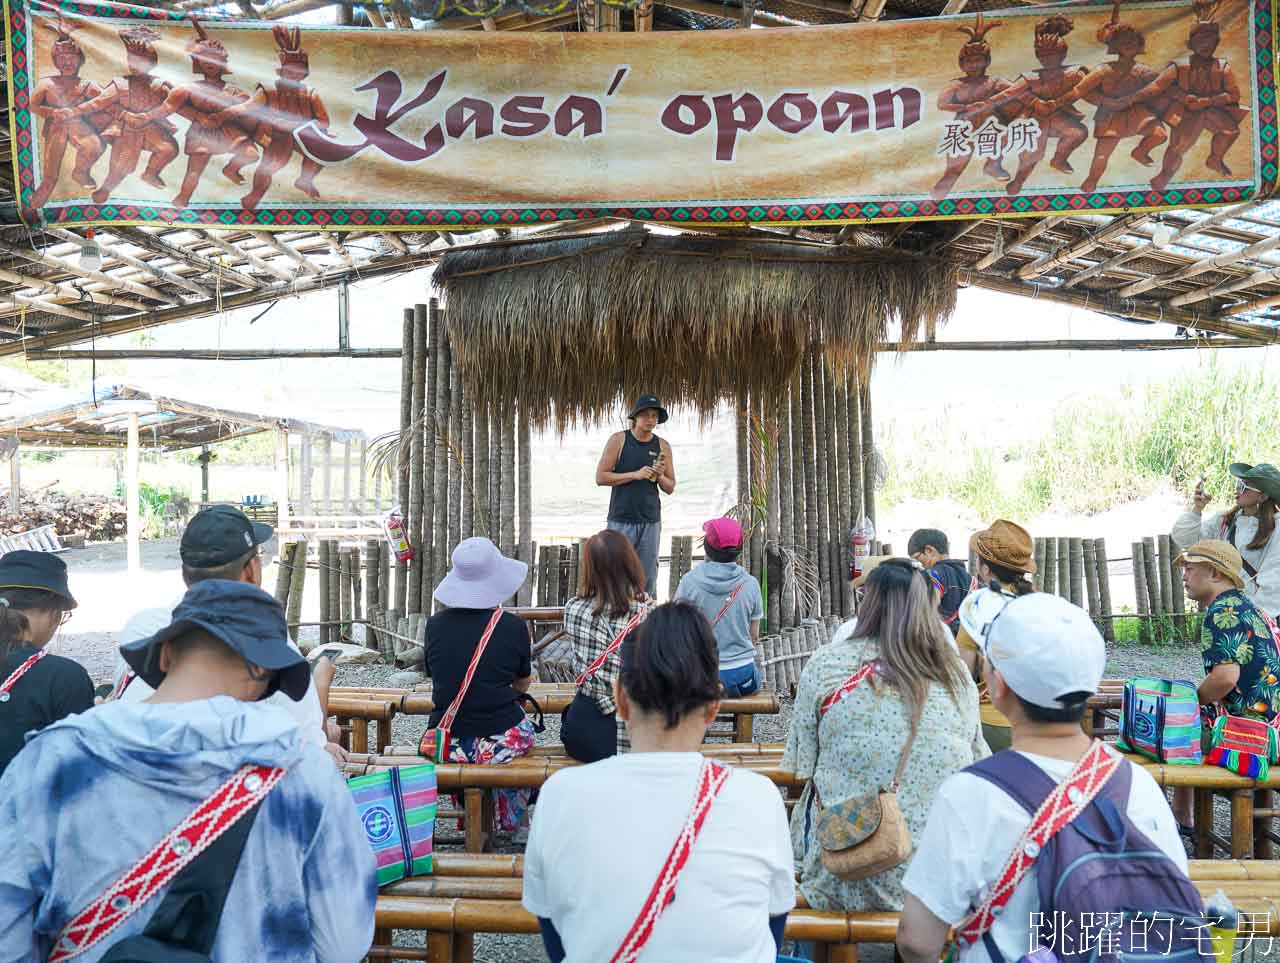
[978, 593, 1105, 709]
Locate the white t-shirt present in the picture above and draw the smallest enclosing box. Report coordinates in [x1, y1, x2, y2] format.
[902, 748, 1189, 963]
[113, 604, 326, 749]
[523, 752, 795, 962]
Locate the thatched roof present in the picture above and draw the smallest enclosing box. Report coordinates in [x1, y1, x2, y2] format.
[434, 228, 956, 425]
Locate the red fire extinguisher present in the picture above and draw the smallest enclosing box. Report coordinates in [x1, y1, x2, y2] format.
[383, 508, 414, 563]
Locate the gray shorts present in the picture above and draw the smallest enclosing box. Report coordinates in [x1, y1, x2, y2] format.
[606, 519, 660, 597]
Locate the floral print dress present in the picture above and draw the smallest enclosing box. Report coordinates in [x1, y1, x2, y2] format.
[781, 627, 988, 911]
[1201, 588, 1280, 721]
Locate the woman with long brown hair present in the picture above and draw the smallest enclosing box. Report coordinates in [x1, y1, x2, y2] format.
[560, 529, 652, 762]
[781, 558, 985, 920]
[1174, 462, 1279, 617]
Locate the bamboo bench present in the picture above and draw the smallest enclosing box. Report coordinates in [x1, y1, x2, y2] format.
[368, 856, 1280, 963]
[331, 686, 781, 744]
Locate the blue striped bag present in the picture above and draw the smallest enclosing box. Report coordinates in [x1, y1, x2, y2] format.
[1116, 677, 1202, 764]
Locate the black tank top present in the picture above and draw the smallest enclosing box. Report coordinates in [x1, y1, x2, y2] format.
[607, 430, 663, 524]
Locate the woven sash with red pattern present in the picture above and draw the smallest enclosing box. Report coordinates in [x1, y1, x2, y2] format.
[953, 740, 1121, 946]
[819, 663, 875, 718]
[609, 759, 731, 963]
[710, 583, 746, 627]
[111, 671, 135, 701]
[0, 649, 47, 701]
[576, 609, 647, 686]
[48, 763, 287, 963]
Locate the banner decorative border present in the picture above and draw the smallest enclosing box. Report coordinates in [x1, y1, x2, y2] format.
[5, 0, 1278, 231]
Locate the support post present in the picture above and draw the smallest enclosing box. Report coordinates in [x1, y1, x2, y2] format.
[127, 413, 140, 575]
[275, 427, 290, 536]
[321, 434, 333, 516]
[198, 445, 210, 504]
[8, 443, 18, 515]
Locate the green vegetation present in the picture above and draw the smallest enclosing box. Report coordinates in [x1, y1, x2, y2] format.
[884, 360, 1280, 519]
[1110, 613, 1205, 648]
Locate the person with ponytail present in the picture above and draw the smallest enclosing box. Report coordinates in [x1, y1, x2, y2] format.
[955, 519, 1038, 753]
[523, 602, 795, 962]
[783, 558, 983, 929]
[1173, 463, 1280, 617]
[0, 551, 92, 775]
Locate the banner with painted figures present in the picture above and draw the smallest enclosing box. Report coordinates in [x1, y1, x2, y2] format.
[4, 0, 1276, 230]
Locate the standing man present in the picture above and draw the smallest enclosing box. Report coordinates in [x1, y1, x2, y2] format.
[596, 395, 675, 597]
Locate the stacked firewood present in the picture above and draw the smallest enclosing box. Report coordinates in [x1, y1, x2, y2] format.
[0, 491, 127, 542]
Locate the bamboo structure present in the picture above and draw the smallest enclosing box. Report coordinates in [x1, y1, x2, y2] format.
[1056, 538, 1070, 599]
[460, 384, 474, 542]
[801, 358, 820, 616]
[328, 539, 341, 641]
[1142, 536, 1162, 635]
[340, 549, 354, 639]
[473, 401, 491, 539]
[1068, 538, 1084, 609]
[859, 383, 876, 528]
[407, 305, 427, 616]
[422, 302, 439, 590]
[318, 539, 332, 644]
[366, 538, 381, 651]
[1083, 539, 1101, 628]
[833, 377, 852, 616]
[1042, 536, 1057, 602]
[447, 348, 463, 564]
[499, 405, 517, 574]
[274, 538, 296, 603]
[1132, 541, 1152, 644]
[789, 371, 806, 617]
[431, 334, 452, 611]
[778, 385, 796, 629]
[810, 354, 831, 615]
[518, 406, 533, 607]
[823, 363, 841, 614]
[285, 540, 307, 644]
[395, 308, 413, 613]
[1094, 538, 1115, 643]
[1032, 538, 1047, 592]
[767, 403, 782, 630]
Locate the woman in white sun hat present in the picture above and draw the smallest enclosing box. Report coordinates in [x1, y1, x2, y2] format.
[423, 537, 537, 835]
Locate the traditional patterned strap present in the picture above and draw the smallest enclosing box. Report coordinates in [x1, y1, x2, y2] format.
[710, 583, 746, 627]
[439, 608, 505, 731]
[819, 663, 875, 718]
[0, 649, 47, 699]
[609, 759, 731, 963]
[111, 670, 135, 701]
[49, 763, 287, 963]
[953, 740, 1120, 946]
[575, 608, 647, 686]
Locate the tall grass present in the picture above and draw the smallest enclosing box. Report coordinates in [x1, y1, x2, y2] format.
[884, 360, 1280, 517]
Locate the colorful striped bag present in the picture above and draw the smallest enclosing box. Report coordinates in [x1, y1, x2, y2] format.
[348, 763, 437, 885]
[1116, 678, 1202, 765]
[1205, 714, 1279, 780]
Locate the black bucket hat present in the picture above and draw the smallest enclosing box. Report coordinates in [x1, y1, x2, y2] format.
[120, 579, 308, 701]
[181, 504, 273, 569]
[1229, 463, 1280, 503]
[628, 394, 669, 424]
[0, 550, 77, 609]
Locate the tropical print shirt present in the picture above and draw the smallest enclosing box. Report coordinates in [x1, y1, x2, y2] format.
[1201, 589, 1280, 721]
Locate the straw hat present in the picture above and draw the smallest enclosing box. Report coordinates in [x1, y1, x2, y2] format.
[1174, 539, 1245, 591]
[970, 519, 1036, 574]
[434, 537, 528, 609]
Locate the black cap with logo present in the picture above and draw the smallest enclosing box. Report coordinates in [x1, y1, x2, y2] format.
[180, 505, 273, 569]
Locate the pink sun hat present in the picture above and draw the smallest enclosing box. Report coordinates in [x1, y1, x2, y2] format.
[702, 517, 744, 550]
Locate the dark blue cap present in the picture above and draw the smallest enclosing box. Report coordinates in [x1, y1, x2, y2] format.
[181, 505, 273, 569]
[0, 550, 76, 609]
[120, 580, 308, 701]
[628, 395, 669, 424]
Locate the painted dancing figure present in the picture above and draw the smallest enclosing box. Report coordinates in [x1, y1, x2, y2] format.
[931, 13, 1013, 202]
[27, 19, 106, 211]
[58, 26, 179, 205]
[972, 16, 1090, 196]
[1049, 3, 1172, 194]
[213, 26, 331, 211]
[1114, 0, 1245, 190]
[122, 18, 259, 209]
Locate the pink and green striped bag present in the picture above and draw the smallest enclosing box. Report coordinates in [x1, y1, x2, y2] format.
[349, 763, 437, 885]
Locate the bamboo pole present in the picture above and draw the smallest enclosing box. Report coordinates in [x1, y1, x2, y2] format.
[811, 354, 831, 615]
[340, 549, 354, 639]
[447, 348, 463, 561]
[473, 401, 491, 539]
[421, 302, 438, 603]
[321, 434, 333, 517]
[1170, 533, 1187, 637]
[274, 536, 296, 603]
[1142, 536, 1162, 620]
[518, 403, 533, 607]
[834, 378, 852, 617]
[749, 393, 764, 587]
[736, 391, 750, 525]
[1069, 537, 1084, 609]
[767, 400, 781, 631]
[1032, 538, 1046, 592]
[396, 308, 413, 613]
[1094, 538, 1115, 642]
[300, 434, 313, 515]
[801, 354, 821, 617]
[407, 306, 427, 616]
[778, 384, 796, 628]
[318, 540, 332, 644]
[1083, 539, 1101, 620]
[860, 382, 876, 528]
[1158, 533, 1176, 620]
[500, 406, 517, 574]
[366, 538, 381, 651]
[1041, 535, 1057, 602]
[287, 540, 307, 645]
[431, 334, 452, 611]
[823, 362, 841, 614]
[789, 373, 805, 596]
[1056, 537, 1070, 599]
[328, 539, 341, 642]
[1132, 541, 1151, 644]
[846, 375, 864, 539]
[343, 440, 353, 515]
[359, 440, 368, 515]
[460, 384, 474, 542]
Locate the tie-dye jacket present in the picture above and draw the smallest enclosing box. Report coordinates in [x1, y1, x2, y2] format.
[0, 696, 376, 962]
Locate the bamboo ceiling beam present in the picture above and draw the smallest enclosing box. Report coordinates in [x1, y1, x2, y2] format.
[0, 241, 178, 305]
[323, 232, 355, 268]
[972, 214, 1069, 271]
[966, 269, 1280, 344]
[114, 227, 264, 291]
[926, 218, 987, 253]
[1224, 291, 1280, 316]
[193, 230, 294, 284]
[1016, 214, 1149, 281]
[252, 231, 322, 276]
[0, 265, 150, 313]
[263, 0, 332, 19]
[0, 291, 93, 322]
[1117, 230, 1280, 299]
[1166, 262, 1280, 308]
[1065, 200, 1267, 290]
[44, 227, 211, 299]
